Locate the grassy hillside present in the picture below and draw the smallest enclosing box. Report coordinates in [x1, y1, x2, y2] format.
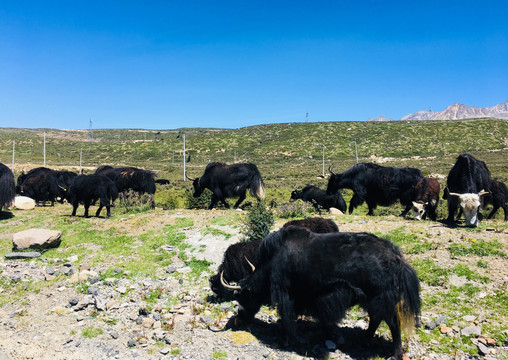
[1, 119, 507, 192]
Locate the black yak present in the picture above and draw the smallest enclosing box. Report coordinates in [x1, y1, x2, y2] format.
[412, 177, 440, 221]
[483, 179, 508, 221]
[290, 185, 347, 213]
[327, 163, 424, 216]
[209, 217, 339, 300]
[66, 175, 118, 218]
[0, 163, 16, 214]
[223, 226, 420, 359]
[444, 154, 492, 227]
[95, 166, 156, 195]
[187, 162, 265, 209]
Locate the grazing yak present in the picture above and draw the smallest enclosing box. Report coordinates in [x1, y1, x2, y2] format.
[16, 167, 77, 205]
[223, 226, 420, 359]
[66, 175, 118, 218]
[327, 163, 424, 216]
[0, 163, 16, 214]
[412, 177, 440, 221]
[483, 179, 508, 221]
[290, 185, 347, 213]
[444, 154, 492, 227]
[209, 217, 339, 300]
[187, 162, 265, 209]
[95, 166, 156, 195]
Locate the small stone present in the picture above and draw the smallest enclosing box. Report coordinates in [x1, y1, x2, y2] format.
[166, 265, 176, 274]
[461, 326, 481, 337]
[487, 338, 496, 346]
[425, 321, 437, 330]
[159, 347, 170, 355]
[46, 267, 55, 275]
[116, 286, 127, 294]
[152, 329, 166, 341]
[463, 315, 476, 322]
[136, 316, 143, 325]
[88, 287, 100, 296]
[477, 342, 490, 355]
[176, 266, 192, 274]
[67, 255, 79, 262]
[435, 315, 448, 325]
[163, 337, 171, 345]
[68, 297, 80, 306]
[139, 308, 150, 316]
[142, 318, 155, 328]
[69, 273, 79, 283]
[127, 339, 137, 348]
[440, 325, 453, 334]
[5, 252, 42, 259]
[110, 331, 119, 339]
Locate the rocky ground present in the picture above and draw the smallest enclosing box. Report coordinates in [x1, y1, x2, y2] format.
[1, 210, 507, 360]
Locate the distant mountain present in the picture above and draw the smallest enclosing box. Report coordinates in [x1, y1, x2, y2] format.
[400, 100, 508, 121]
[366, 115, 393, 122]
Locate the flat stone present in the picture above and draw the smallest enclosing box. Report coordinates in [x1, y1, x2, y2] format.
[463, 315, 476, 322]
[5, 252, 41, 259]
[461, 326, 481, 337]
[12, 229, 62, 251]
[477, 342, 490, 355]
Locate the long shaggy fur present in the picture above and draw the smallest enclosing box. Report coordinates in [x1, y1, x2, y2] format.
[234, 227, 421, 359]
[291, 185, 347, 212]
[67, 174, 118, 218]
[0, 163, 15, 212]
[484, 179, 508, 221]
[96, 166, 156, 194]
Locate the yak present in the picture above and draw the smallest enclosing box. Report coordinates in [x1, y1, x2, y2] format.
[95, 166, 156, 195]
[444, 154, 492, 227]
[223, 226, 420, 359]
[66, 175, 118, 218]
[0, 163, 16, 214]
[187, 162, 265, 209]
[16, 167, 77, 205]
[327, 163, 423, 216]
[290, 185, 347, 213]
[209, 217, 339, 300]
[412, 177, 440, 221]
[483, 179, 508, 221]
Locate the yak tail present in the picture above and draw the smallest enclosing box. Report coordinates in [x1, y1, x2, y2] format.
[249, 172, 266, 200]
[0, 168, 16, 209]
[397, 261, 421, 335]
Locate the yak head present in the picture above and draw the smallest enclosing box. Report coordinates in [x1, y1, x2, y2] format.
[289, 189, 302, 201]
[326, 166, 342, 195]
[412, 200, 436, 221]
[186, 175, 203, 197]
[448, 191, 489, 227]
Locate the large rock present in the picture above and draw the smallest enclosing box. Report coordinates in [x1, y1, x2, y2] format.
[12, 229, 62, 250]
[13, 196, 36, 210]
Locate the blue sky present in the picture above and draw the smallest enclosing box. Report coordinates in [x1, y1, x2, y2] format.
[1, 1, 507, 129]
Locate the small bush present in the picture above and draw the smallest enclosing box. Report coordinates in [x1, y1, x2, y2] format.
[115, 190, 154, 213]
[185, 188, 213, 209]
[242, 201, 274, 241]
[274, 200, 314, 219]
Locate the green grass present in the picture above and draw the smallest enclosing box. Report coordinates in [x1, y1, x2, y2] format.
[448, 239, 506, 258]
[82, 326, 104, 338]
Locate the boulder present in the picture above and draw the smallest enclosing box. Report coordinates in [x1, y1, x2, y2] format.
[12, 229, 62, 251]
[13, 196, 36, 210]
[329, 207, 343, 215]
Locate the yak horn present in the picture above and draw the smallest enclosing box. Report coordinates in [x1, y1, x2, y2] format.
[328, 166, 336, 176]
[448, 192, 461, 197]
[220, 271, 241, 291]
[185, 174, 196, 181]
[478, 190, 489, 196]
[244, 256, 255, 272]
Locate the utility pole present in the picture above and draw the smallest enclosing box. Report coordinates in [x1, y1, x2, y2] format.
[322, 145, 325, 177]
[43, 131, 46, 167]
[12, 140, 15, 171]
[353, 137, 358, 164]
[183, 133, 186, 181]
[88, 119, 93, 141]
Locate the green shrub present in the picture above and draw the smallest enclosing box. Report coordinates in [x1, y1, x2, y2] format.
[242, 201, 274, 241]
[115, 190, 154, 213]
[274, 200, 314, 219]
[185, 188, 213, 209]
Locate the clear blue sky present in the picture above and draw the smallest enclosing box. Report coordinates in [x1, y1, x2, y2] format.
[1, 1, 507, 129]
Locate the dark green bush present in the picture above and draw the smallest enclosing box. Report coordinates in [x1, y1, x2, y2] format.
[242, 201, 274, 241]
[185, 188, 213, 209]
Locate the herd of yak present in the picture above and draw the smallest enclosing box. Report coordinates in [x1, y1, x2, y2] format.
[0, 153, 507, 359]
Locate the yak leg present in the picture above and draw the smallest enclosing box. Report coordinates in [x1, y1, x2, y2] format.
[275, 290, 296, 346]
[385, 312, 403, 359]
[71, 202, 79, 216]
[400, 203, 412, 217]
[233, 191, 246, 209]
[364, 313, 382, 342]
[208, 194, 220, 209]
[446, 198, 459, 222]
[349, 193, 364, 215]
[487, 205, 499, 219]
[83, 200, 91, 217]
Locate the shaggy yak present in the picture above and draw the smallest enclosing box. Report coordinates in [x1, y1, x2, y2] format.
[222, 226, 421, 359]
[0, 163, 16, 214]
[209, 217, 339, 300]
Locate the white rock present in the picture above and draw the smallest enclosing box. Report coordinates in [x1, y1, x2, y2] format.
[12, 229, 62, 250]
[13, 196, 36, 210]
